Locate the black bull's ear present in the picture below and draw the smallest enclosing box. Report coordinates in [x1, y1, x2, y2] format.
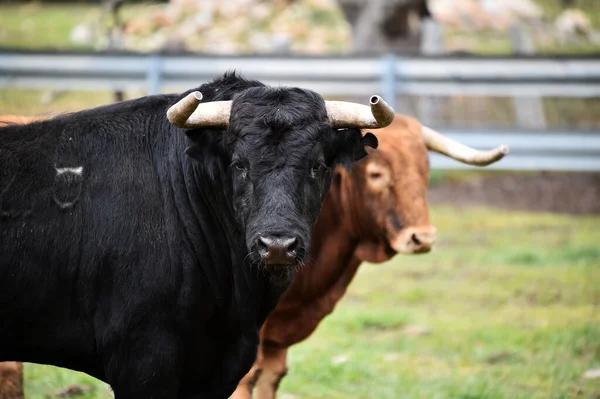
[183, 131, 227, 182]
[362, 132, 378, 149]
[332, 129, 379, 168]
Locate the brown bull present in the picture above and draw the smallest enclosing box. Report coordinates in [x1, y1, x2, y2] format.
[0, 114, 506, 399]
[232, 114, 507, 399]
[0, 115, 48, 125]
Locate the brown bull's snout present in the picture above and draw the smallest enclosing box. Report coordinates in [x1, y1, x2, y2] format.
[391, 225, 437, 254]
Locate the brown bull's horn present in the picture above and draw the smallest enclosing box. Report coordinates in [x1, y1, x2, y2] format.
[167, 91, 232, 129]
[326, 95, 395, 129]
[422, 125, 509, 166]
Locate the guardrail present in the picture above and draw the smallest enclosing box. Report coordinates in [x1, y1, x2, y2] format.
[1, 50, 599, 171]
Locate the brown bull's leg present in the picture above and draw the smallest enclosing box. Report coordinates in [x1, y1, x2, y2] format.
[254, 346, 288, 399]
[0, 362, 24, 399]
[231, 361, 262, 399]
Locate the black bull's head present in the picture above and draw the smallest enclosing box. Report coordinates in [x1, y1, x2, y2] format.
[167, 85, 394, 270]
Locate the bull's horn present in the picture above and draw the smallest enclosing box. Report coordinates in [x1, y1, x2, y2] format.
[168, 92, 395, 130]
[326, 95, 395, 129]
[167, 91, 232, 129]
[422, 125, 509, 166]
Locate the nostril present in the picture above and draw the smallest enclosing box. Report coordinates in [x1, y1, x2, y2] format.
[284, 237, 298, 254]
[411, 233, 422, 246]
[257, 236, 271, 253]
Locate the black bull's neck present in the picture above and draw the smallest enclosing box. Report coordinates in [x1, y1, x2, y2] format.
[163, 106, 296, 397]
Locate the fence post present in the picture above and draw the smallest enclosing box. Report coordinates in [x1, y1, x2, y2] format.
[419, 17, 445, 126]
[147, 54, 162, 95]
[510, 23, 547, 130]
[381, 53, 397, 111]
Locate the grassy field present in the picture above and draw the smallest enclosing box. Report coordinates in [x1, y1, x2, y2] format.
[18, 205, 600, 399]
[0, 88, 117, 116]
[0, 2, 154, 50]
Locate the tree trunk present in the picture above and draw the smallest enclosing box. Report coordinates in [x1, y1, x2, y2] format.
[337, 0, 430, 53]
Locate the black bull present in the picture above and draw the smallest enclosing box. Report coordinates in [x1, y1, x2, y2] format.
[0, 72, 386, 399]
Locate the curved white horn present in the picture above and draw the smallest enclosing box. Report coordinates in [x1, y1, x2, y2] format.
[167, 91, 232, 129]
[168, 92, 396, 131]
[326, 95, 395, 129]
[422, 125, 509, 166]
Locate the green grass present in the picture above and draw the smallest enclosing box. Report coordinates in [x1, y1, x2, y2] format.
[0, 2, 156, 50]
[0, 3, 98, 50]
[17, 205, 600, 399]
[275, 206, 600, 399]
[0, 88, 117, 116]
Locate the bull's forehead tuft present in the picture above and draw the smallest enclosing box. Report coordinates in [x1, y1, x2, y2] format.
[231, 86, 329, 130]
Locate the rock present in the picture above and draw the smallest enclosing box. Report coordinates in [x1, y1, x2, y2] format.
[123, 0, 349, 54]
[46, 384, 94, 398]
[331, 354, 349, 364]
[555, 9, 592, 37]
[429, 0, 542, 31]
[583, 369, 600, 379]
[251, 3, 272, 20]
[70, 23, 96, 45]
[161, 36, 188, 53]
[383, 352, 401, 362]
[402, 325, 432, 336]
[485, 352, 515, 364]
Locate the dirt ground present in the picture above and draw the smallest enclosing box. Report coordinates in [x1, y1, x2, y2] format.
[428, 172, 600, 215]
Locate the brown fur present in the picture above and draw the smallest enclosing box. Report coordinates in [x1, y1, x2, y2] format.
[232, 114, 435, 399]
[0, 362, 24, 399]
[0, 115, 49, 126]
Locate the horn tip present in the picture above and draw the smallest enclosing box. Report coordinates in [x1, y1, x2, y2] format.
[369, 95, 395, 128]
[480, 144, 510, 166]
[193, 91, 203, 101]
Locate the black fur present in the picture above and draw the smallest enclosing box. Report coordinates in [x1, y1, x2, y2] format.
[0, 72, 377, 399]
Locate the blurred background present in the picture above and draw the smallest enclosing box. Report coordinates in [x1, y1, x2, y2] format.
[0, 0, 599, 398]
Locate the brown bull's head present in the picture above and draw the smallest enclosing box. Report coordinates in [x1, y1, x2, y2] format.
[336, 114, 508, 263]
[0, 115, 51, 129]
[338, 115, 434, 263]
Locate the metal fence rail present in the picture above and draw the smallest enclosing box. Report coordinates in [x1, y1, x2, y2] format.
[1, 50, 599, 171]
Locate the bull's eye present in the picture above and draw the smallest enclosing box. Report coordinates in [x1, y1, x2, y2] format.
[365, 163, 389, 189]
[311, 161, 326, 178]
[231, 161, 248, 176]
